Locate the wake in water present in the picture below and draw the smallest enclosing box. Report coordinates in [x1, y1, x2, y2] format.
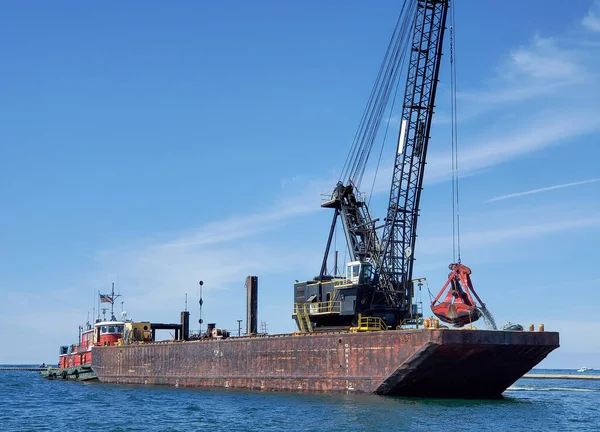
[507, 386, 599, 393]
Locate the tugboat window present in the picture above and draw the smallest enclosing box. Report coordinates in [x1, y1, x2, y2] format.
[108, 325, 116, 333]
[101, 326, 107, 333]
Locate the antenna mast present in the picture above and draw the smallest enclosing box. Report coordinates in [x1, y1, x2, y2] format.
[198, 281, 204, 334]
[109, 282, 121, 320]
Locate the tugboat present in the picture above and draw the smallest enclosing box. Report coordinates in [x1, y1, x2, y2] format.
[41, 285, 124, 381]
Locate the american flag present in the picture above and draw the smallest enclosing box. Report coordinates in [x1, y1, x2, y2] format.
[99, 294, 113, 303]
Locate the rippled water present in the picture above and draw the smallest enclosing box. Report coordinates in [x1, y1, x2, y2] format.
[1, 368, 598, 431]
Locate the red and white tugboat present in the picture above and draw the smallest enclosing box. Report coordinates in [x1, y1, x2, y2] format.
[41, 285, 125, 381]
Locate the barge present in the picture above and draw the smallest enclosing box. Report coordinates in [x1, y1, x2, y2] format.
[92, 325, 558, 398]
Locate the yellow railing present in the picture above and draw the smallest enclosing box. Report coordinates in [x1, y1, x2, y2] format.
[293, 301, 342, 333]
[294, 301, 342, 316]
[333, 279, 353, 288]
[350, 314, 387, 332]
[306, 279, 352, 288]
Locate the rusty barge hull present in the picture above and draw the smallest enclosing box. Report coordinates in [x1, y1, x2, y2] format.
[92, 328, 559, 399]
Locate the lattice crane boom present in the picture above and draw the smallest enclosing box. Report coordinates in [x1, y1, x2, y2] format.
[378, 0, 449, 311]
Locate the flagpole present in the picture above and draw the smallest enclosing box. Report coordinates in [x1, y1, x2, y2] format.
[111, 283, 115, 320]
[92, 287, 95, 326]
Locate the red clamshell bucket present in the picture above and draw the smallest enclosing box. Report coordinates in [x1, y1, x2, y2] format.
[430, 263, 486, 326]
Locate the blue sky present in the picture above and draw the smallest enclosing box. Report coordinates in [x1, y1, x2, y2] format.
[1, 1, 599, 368]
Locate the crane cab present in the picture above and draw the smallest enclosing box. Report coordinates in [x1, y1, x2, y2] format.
[293, 260, 378, 331]
[346, 261, 374, 285]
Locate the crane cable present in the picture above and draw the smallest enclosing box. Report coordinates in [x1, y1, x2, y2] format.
[449, 0, 461, 263]
[368, 41, 407, 206]
[450, 2, 496, 329]
[354, 8, 412, 190]
[350, 1, 414, 188]
[339, 0, 416, 190]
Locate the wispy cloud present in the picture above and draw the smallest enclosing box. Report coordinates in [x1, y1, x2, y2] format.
[160, 176, 334, 249]
[583, 1, 600, 32]
[86, 234, 321, 332]
[81, 174, 353, 320]
[417, 218, 600, 257]
[486, 178, 600, 203]
[162, 205, 310, 248]
[422, 19, 600, 184]
[424, 112, 600, 183]
[382, 22, 600, 187]
[359, 104, 600, 194]
[440, 23, 599, 126]
[505, 35, 586, 82]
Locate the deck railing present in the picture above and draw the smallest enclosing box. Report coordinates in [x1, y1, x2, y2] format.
[351, 314, 387, 332]
[294, 301, 341, 316]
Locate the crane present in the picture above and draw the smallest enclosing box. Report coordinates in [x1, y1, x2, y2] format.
[293, 0, 490, 331]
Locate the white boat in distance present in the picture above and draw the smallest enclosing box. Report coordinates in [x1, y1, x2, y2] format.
[577, 367, 593, 373]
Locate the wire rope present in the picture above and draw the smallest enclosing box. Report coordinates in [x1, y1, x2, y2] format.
[449, 0, 462, 263]
[339, 0, 417, 190]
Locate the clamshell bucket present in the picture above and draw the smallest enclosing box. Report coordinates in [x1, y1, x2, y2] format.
[431, 263, 486, 326]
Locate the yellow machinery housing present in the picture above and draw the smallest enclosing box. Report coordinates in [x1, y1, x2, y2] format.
[120, 322, 152, 345]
